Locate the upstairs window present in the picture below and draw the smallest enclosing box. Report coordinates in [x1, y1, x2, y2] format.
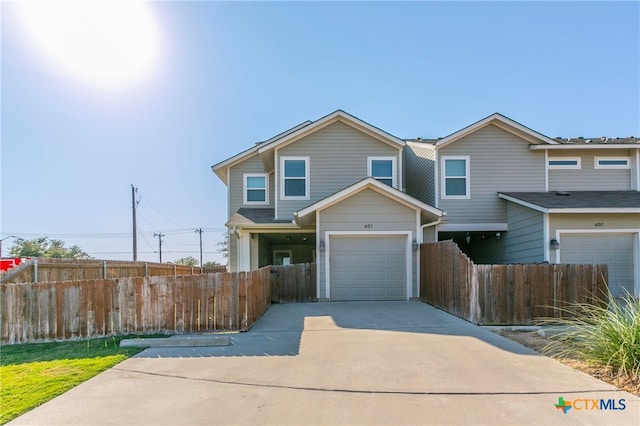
[442, 156, 470, 199]
[595, 157, 630, 169]
[548, 157, 581, 169]
[244, 174, 268, 204]
[368, 157, 396, 187]
[281, 157, 309, 200]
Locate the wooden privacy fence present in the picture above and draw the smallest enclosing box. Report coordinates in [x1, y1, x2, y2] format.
[1, 263, 316, 344]
[420, 241, 608, 325]
[0, 258, 227, 284]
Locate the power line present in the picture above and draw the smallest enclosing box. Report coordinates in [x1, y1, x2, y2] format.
[153, 233, 165, 263]
[195, 228, 203, 266]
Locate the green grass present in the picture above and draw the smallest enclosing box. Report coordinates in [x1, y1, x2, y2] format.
[539, 292, 640, 380]
[0, 335, 161, 424]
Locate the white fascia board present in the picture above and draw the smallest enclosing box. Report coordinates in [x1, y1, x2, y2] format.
[437, 223, 509, 232]
[212, 147, 260, 184]
[226, 223, 300, 230]
[530, 144, 640, 150]
[296, 178, 445, 221]
[435, 113, 559, 149]
[498, 193, 549, 213]
[258, 110, 405, 155]
[499, 194, 640, 214]
[548, 208, 640, 214]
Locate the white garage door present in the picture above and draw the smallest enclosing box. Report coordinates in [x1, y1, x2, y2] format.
[330, 236, 407, 301]
[560, 233, 635, 298]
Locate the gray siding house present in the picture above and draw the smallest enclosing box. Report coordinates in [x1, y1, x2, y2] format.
[213, 110, 640, 299]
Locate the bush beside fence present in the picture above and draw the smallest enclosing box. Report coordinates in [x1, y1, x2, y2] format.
[420, 241, 608, 325]
[1, 263, 316, 344]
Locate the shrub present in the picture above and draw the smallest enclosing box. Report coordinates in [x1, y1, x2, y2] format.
[538, 291, 640, 380]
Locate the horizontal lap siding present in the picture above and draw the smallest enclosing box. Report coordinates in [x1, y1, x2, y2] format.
[228, 155, 275, 216]
[278, 121, 401, 219]
[405, 142, 436, 205]
[550, 213, 640, 235]
[438, 125, 545, 223]
[318, 189, 417, 298]
[502, 203, 545, 263]
[549, 149, 633, 191]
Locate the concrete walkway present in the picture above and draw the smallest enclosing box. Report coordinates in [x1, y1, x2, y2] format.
[9, 302, 639, 425]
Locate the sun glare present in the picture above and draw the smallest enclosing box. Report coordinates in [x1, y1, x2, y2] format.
[15, 1, 161, 91]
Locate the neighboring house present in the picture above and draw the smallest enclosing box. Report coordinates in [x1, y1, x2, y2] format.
[213, 110, 640, 300]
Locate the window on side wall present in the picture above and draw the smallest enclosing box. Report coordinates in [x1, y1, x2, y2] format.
[595, 157, 630, 169]
[441, 156, 470, 199]
[548, 158, 581, 169]
[281, 157, 309, 200]
[368, 157, 396, 187]
[244, 173, 268, 204]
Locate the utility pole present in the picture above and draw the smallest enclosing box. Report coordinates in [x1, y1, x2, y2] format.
[195, 228, 203, 266]
[0, 235, 17, 258]
[131, 185, 139, 261]
[153, 233, 165, 263]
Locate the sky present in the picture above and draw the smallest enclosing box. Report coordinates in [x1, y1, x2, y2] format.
[1, 1, 639, 264]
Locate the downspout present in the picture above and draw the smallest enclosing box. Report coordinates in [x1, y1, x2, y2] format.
[419, 219, 442, 244]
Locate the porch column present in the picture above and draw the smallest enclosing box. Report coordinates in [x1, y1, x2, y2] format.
[237, 230, 251, 272]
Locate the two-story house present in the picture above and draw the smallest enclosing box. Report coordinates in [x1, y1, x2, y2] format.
[213, 110, 640, 300]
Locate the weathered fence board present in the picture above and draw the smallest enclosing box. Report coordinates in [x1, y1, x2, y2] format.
[1, 258, 227, 284]
[1, 263, 317, 344]
[420, 241, 608, 325]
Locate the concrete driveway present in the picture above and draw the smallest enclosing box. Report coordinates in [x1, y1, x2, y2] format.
[9, 301, 639, 425]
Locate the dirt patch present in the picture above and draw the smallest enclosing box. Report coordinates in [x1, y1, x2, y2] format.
[495, 330, 639, 397]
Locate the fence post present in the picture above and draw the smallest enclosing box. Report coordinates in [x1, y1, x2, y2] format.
[174, 265, 177, 276]
[34, 259, 38, 282]
[103, 260, 107, 279]
[144, 263, 148, 277]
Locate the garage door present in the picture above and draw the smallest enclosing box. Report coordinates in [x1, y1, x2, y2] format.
[330, 236, 406, 301]
[560, 233, 635, 297]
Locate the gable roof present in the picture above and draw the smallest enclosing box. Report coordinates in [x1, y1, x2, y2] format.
[499, 191, 640, 213]
[435, 113, 560, 148]
[257, 110, 405, 156]
[211, 110, 404, 184]
[294, 177, 445, 227]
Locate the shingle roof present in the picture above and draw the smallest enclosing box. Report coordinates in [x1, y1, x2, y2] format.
[226, 208, 293, 226]
[499, 191, 640, 209]
[405, 136, 639, 146]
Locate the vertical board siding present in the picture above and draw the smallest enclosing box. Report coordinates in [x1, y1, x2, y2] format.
[420, 241, 608, 325]
[1, 264, 316, 344]
[404, 142, 436, 205]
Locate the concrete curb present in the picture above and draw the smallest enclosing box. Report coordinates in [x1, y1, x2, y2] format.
[120, 335, 231, 348]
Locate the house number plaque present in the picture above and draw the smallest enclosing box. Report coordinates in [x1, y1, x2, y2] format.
[364, 223, 374, 229]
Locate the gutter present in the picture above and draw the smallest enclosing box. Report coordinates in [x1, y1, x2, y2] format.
[419, 219, 442, 243]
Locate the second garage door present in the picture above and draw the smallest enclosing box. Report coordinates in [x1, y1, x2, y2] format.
[330, 235, 407, 301]
[560, 233, 635, 298]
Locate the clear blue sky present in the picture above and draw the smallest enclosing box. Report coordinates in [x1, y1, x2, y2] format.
[1, 1, 639, 264]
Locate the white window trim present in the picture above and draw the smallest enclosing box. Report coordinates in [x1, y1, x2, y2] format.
[367, 156, 397, 188]
[280, 156, 310, 200]
[273, 249, 293, 266]
[441, 155, 470, 200]
[243, 173, 269, 205]
[594, 157, 631, 169]
[548, 157, 581, 170]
